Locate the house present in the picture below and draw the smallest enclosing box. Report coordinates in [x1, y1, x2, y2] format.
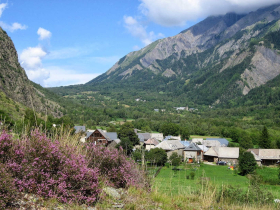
[144, 138, 160, 151]
[205, 138, 229, 147]
[202, 140, 221, 148]
[183, 143, 203, 163]
[107, 139, 121, 148]
[163, 136, 181, 141]
[86, 129, 118, 147]
[191, 138, 203, 144]
[155, 140, 185, 158]
[174, 107, 186, 111]
[247, 149, 280, 166]
[204, 147, 239, 164]
[137, 133, 151, 144]
[180, 140, 190, 148]
[151, 133, 164, 141]
[74, 126, 86, 134]
[198, 145, 209, 153]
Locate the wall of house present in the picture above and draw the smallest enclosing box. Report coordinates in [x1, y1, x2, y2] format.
[167, 149, 184, 159]
[87, 130, 108, 146]
[218, 158, 238, 165]
[261, 159, 278, 166]
[145, 144, 155, 151]
[184, 151, 197, 161]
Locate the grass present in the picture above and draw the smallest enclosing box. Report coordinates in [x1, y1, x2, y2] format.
[154, 164, 280, 198]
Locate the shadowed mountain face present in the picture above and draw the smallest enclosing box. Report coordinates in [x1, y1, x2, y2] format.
[52, 4, 280, 107]
[0, 28, 62, 117]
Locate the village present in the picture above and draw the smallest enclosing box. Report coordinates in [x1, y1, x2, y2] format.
[74, 126, 280, 167]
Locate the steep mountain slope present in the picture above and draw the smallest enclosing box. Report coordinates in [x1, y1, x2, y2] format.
[52, 4, 280, 107]
[0, 27, 63, 117]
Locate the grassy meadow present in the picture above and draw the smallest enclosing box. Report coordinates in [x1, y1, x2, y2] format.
[153, 164, 280, 198]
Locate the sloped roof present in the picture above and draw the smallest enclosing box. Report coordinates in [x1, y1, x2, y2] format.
[248, 149, 280, 160]
[206, 138, 229, 146]
[145, 138, 159, 146]
[181, 141, 190, 147]
[198, 145, 209, 152]
[87, 131, 93, 138]
[204, 147, 239, 158]
[164, 136, 181, 141]
[249, 151, 261, 161]
[156, 140, 185, 151]
[191, 138, 203, 144]
[114, 139, 121, 144]
[106, 132, 118, 140]
[184, 143, 201, 151]
[137, 133, 151, 141]
[203, 140, 221, 147]
[137, 134, 145, 142]
[74, 126, 86, 134]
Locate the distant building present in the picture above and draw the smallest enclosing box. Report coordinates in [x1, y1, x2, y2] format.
[144, 138, 160, 151]
[204, 147, 239, 164]
[155, 140, 185, 158]
[248, 149, 280, 166]
[74, 126, 86, 134]
[86, 129, 118, 147]
[205, 138, 229, 147]
[184, 143, 203, 163]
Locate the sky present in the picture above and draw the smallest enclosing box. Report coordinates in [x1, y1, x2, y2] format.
[1, 0, 280, 87]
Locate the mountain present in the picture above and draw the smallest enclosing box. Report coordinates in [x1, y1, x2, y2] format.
[52, 4, 280, 107]
[0, 27, 63, 118]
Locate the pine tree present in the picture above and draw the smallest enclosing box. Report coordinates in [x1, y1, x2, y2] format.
[259, 126, 270, 149]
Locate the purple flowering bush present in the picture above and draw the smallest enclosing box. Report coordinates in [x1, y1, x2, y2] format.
[86, 144, 148, 189]
[0, 129, 148, 206]
[0, 130, 100, 205]
[0, 164, 18, 209]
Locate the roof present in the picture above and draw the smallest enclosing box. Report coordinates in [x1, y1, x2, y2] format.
[203, 140, 221, 147]
[145, 138, 159, 146]
[106, 132, 118, 140]
[74, 126, 86, 134]
[205, 138, 229, 146]
[137, 134, 145, 142]
[164, 136, 181, 141]
[249, 151, 261, 161]
[180, 141, 190, 147]
[198, 145, 209, 152]
[191, 138, 203, 144]
[248, 149, 280, 160]
[114, 139, 121, 144]
[204, 147, 239, 159]
[137, 133, 151, 141]
[184, 143, 202, 151]
[86, 129, 116, 142]
[156, 140, 185, 151]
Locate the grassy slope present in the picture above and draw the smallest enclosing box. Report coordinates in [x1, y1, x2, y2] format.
[154, 164, 280, 197]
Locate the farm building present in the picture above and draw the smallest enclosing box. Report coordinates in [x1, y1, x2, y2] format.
[204, 147, 239, 164]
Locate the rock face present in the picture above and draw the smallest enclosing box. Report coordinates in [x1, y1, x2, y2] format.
[0, 28, 61, 117]
[80, 4, 280, 105]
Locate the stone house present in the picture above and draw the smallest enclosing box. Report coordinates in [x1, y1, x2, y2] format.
[183, 143, 203, 163]
[144, 138, 160, 151]
[204, 147, 239, 164]
[155, 140, 185, 158]
[248, 149, 280, 166]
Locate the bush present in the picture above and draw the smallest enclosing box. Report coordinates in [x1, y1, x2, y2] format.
[190, 172, 195, 180]
[0, 164, 18, 209]
[86, 144, 148, 189]
[2, 130, 100, 205]
[238, 152, 257, 175]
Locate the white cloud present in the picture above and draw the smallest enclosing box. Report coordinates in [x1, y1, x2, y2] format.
[37, 27, 52, 40]
[20, 46, 47, 69]
[0, 21, 27, 32]
[123, 15, 164, 46]
[0, 3, 7, 17]
[139, 0, 280, 26]
[19, 46, 50, 85]
[43, 67, 100, 87]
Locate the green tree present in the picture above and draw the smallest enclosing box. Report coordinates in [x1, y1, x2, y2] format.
[259, 126, 270, 149]
[238, 152, 257, 176]
[160, 123, 180, 137]
[116, 137, 133, 156]
[118, 122, 139, 146]
[169, 152, 182, 166]
[146, 148, 167, 166]
[180, 127, 190, 140]
[239, 137, 254, 149]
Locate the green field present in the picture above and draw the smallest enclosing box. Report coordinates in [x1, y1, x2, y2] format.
[154, 164, 280, 197]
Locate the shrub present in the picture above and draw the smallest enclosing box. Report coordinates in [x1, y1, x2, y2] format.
[238, 152, 257, 175]
[0, 164, 18, 209]
[86, 144, 148, 189]
[2, 130, 100, 205]
[190, 172, 195, 180]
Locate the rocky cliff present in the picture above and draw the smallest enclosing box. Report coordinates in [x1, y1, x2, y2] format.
[0, 28, 62, 117]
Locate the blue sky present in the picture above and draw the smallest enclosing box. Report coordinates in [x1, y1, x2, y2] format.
[1, 0, 279, 87]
